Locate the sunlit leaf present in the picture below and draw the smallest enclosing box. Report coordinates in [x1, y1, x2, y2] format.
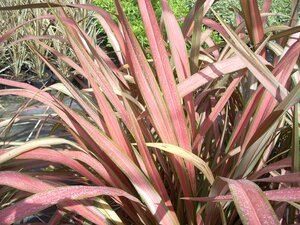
[145, 143, 214, 185]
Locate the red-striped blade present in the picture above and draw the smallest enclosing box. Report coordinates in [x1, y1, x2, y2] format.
[178, 55, 270, 98]
[0, 148, 102, 185]
[185, 186, 300, 203]
[0, 15, 55, 44]
[137, 0, 190, 149]
[254, 173, 300, 183]
[0, 171, 116, 225]
[213, 10, 288, 102]
[193, 71, 245, 151]
[240, 0, 265, 50]
[225, 179, 279, 225]
[0, 186, 140, 225]
[161, 0, 196, 139]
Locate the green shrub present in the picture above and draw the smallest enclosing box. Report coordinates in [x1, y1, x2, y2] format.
[209, 0, 292, 25]
[93, 0, 195, 47]
[93, 0, 293, 47]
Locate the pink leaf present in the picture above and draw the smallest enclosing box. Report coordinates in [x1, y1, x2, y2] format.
[5, 148, 103, 186]
[137, 0, 190, 149]
[0, 171, 52, 193]
[254, 173, 300, 183]
[178, 55, 270, 98]
[0, 15, 55, 44]
[226, 179, 279, 225]
[0, 186, 140, 225]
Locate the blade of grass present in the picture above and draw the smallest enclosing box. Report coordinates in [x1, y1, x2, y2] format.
[227, 36, 299, 177]
[247, 80, 300, 148]
[189, 0, 205, 74]
[243, 37, 300, 150]
[261, 0, 272, 25]
[0, 85, 179, 224]
[0, 15, 55, 44]
[0, 171, 122, 225]
[0, 137, 82, 164]
[93, 13, 125, 65]
[57, 10, 133, 133]
[254, 173, 300, 183]
[177, 55, 270, 98]
[182, 0, 216, 39]
[224, 179, 279, 225]
[193, 70, 245, 151]
[114, 0, 178, 145]
[28, 44, 107, 131]
[240, 0, 265, 50]
[183, 186, 300, 202]
[59, 150, 114, 186]
[249, 157, 291, 180]
[0, 185, 141, 225]
[270, 26, 300, 41]
[144, 143, 214, 185]
[212, 9, 288, 101]
[0, 171, 53, 193]
[0, 84, 132, 197]
[254, 40, 300, 172]
[1, 148, 103, 186]
[137, 0, 190, 150]
[0, 2, 63, 10]
[292, 103, 299, 172]
[161, 0, 196, 139]
[123, 98, 177, 220]
[160, 0, 198, 197]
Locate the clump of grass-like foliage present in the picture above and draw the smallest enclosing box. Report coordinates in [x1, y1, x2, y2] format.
[0, 0, 299, 224]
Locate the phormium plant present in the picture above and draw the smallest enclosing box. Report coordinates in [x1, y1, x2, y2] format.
[0, 0, 299, 224]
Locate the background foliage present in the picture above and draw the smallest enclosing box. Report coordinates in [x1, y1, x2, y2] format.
[93, 0, 293, 46]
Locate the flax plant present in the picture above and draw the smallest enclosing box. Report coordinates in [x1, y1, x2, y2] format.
[0, 0, 299, 224]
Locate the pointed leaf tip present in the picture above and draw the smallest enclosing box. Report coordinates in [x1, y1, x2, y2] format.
[225, 179, 280, 225]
